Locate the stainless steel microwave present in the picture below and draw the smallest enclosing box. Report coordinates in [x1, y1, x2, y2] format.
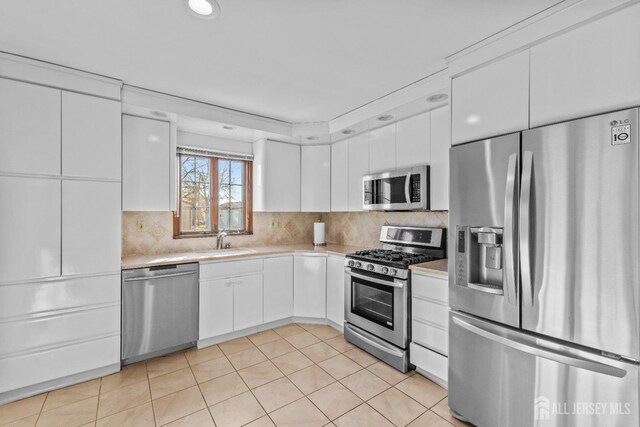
[362, 165, 429, 211]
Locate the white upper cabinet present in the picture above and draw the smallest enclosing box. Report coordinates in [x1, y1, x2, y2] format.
[122, 115, 172, 211]
[301, 145, 331, 212]
[368, 124, 396, 173]
[62, 180, 121, 275]
[452, 51, 529, 145]
[330, 140, 349, 212]
[263, 256, 294, 323]
[530, 4, 640, 127]
[347, 134, 369, 211]
[396, 112, 430, 169]
[0, 78, 61, 176]
[253, 139, 301, 212]
[62, 92, 121, 180]
[429, 107, 450, 211]
[0, 176, 61, 282]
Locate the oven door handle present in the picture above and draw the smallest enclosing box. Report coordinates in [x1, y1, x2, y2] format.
[345, 269, 405, 289]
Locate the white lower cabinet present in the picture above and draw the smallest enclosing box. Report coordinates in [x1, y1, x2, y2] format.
[410, 272, 449, 387]
[294, 255, 327, 318]
[233, 273, 263, 331]
[326, 255, 345, 327]
[200, 277, 234, 339]
[263, 256, 294, 323]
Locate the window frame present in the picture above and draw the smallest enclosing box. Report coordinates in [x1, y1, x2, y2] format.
[173, 154, 253, 239]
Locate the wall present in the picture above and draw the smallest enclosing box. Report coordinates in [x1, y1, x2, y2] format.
[122, 210, 448, 256]
[178, 131, 253, 154]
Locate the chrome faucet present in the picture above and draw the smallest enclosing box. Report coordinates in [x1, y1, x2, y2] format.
[216, 231, 227, 250]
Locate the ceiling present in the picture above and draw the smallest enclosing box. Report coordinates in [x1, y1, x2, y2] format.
[0, 0, 563, 124]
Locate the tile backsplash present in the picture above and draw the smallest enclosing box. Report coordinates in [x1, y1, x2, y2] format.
[122, 211, 448, 256]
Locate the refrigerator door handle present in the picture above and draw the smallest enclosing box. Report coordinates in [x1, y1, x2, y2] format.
[520, 151, 534, 306]
[452, 316, 627, 378]
[503, 153, 518, 305]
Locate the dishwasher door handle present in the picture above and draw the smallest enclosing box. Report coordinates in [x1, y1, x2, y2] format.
[123, 270, 198, 282]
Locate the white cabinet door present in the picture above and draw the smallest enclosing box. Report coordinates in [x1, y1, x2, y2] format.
[62, 180, 121, 275]
[200, 278, 234, 339]
[0, 177, 61, 282]
[301, 145, 330, 212]
[62, 92, 121, 180]
[294, 255, 326, 318]
[330, 140, 349, 212]
[347, 134, 369, 211]
[0, 79, 60, 176]
[530, 4, 640, 127]
[264, 256, 294, 323]
[326, 255, 345, 326]
[451, 51, 529, 145]
[396, 112, 430, 169]
[429, 107, 450, 211]
[253, 140, 301, 212]
[234, 273, 264, 331]
[122, 115, 171, 211]
[368, 124, 396, 173]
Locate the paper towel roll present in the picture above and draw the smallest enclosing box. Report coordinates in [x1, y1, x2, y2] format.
[314, 221, 326, 246]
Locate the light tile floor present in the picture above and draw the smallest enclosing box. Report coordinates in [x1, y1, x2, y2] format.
[0, 323, 473, 427]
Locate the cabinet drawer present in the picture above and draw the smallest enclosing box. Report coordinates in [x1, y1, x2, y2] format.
[412, 274, 448, 304]
[200, 259, 263, 280]
[412, 297, 448, 329]
[412, 318, 448, 355]
[409, 342, 448, 385]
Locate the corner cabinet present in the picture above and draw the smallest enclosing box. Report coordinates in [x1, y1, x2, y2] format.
[253, 139, 301, 212]
[301, 145, 331, 212]
[263, 256, 294, 323]
[293, 255, 327, 318]
[122, 115, 174, 211]
[451, 50, 529, 145]
[326, 255, 345, 328]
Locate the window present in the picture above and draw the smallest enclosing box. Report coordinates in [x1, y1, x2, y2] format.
[174, 152, 252, 237]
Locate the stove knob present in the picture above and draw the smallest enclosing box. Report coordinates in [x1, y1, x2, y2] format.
[389, 268, 397, 276]
[355, 262, 362, 268]
[381, 267, 389, 274]
[367, 264, 375, 271]
[347, 260, 355, 267]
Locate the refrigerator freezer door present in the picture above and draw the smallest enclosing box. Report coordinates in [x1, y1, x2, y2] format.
[449, 312, 639, 427]
[521, 108, 639, 360]
[449, 133, 520, 327]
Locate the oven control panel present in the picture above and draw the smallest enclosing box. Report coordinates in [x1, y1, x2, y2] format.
[345, 259, 409, 280]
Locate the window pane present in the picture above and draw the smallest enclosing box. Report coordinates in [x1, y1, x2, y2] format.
[229, 208, 243, 230]
[219, 184, 230, 208]
[219, 160, 230, 185]
[179, 154, 212, 233]
[229, 185, 242, 204]
[230, 161, 243, 185]
[182, 156, 195, 182]
[219, 209, 230, 231]
[195, 158, 209, 183]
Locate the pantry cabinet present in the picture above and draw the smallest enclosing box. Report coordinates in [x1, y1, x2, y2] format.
[301, 145, 331, 212]
[347, 134, 369, 211]
[294, 255, 327, 318]
[330, 140, 349, 212]
[263, 256, 294, 323]
[530, 3, 640, 127]
[253, 139, 301, 212]
[122, 115, 172, 211]
[451, 51, 529, 145]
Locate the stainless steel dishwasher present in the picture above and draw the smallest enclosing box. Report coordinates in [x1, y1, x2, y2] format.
[122, 263, 199, 364]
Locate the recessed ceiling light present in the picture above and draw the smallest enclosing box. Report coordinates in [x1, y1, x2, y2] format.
[307, 136, 319, 141]
[150, 111, 168, 118]
[187, 0, 221, 19]
[341, 129, 356, 135]
[377, 114, 394, 122]
[427, 94, 448, 103]
[222, 125, 236, 130]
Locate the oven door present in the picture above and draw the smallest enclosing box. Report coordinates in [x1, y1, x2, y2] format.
[345, 268, 409, 348]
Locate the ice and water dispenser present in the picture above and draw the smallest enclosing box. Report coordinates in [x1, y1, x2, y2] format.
[455, 226, 505, 295]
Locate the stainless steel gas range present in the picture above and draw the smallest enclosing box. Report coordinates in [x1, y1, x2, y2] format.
[344, 225, 446, 372]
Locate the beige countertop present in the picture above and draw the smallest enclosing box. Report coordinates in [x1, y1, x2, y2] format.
[410, 259, 448, 277]
[122, 244, 366, 270]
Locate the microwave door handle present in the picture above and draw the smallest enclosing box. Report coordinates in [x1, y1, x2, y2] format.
[405, 172, 411, 204]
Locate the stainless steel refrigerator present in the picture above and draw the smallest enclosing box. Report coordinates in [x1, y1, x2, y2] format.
[448, 108, 640, 427]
